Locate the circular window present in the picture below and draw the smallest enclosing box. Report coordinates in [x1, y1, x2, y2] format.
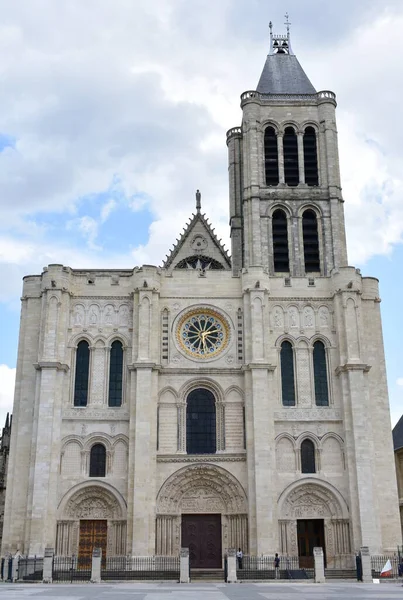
[176, 308, 230, 360]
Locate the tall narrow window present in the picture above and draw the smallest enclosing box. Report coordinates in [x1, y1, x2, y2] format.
[303, 126, 319, 186]
[89, 443, 106, 477]
[264, 126, 279, 186]
[272, 209, 289, 272]
[302, 210, 320, 272]
[301, 439, 316, 473]
[108, 340, 123, 407]
[280, 341, 296, 406]
[186, 389, 216, 454]
[313, 341, 329, 406]
[283, 126, 299, 186]
[74, 340, 90, 407]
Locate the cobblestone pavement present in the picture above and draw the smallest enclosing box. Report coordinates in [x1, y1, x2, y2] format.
[0, 582, 403, 600]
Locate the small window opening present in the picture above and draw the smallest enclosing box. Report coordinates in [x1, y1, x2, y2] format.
[301, 439, 316, 473]
[280, 341, 296, 406]
[89, 443, 106, 477]
[108, 340, 123, 407]
[302, 210, 320, 272]
[264, 126, 279, 186]
[74, 340, 90, 407]
[283, 127, 299, 186]
[272, 209, 289, 272]
[313, 341, 329, 406]
[303, 127, 319, 186]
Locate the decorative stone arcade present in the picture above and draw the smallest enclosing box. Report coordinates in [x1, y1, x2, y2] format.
[156, 464, 248, 556]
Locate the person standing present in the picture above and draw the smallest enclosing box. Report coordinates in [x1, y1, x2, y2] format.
[236, 548, 243, 570]
[274, 553, 280, 578]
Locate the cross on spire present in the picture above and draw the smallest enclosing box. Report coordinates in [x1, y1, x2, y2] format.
[284, 12, 291, 35]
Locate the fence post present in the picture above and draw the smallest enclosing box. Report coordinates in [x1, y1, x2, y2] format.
[11, 552, 21, 582]
[42, 547, 54, 583]
[313, 547, 325, 583]
[359, 546, 372, 583]
[226, 548, 237, 583]
[180, 548, 190, 583]
[91, 547, 102, 584]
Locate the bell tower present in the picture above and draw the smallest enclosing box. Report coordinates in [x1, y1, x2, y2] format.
[227, 20, 348, 277]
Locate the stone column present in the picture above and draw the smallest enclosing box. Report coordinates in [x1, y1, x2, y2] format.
[91, 547, 102, 584]
[42, 547, 54, 583]
[227, 548, 237, 583]
[277, 134, 285, 184]
[360, 546, 372, 583]
[297, 132, 305, 185]
[180, 548, 190, 583]
[313, 547, 325, 583]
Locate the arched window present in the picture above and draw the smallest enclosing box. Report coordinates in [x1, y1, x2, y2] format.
[186, 389, 216, 454]
[264, 126, 279, 186]
[302, 210, 320, 272]
[303, 126, 319, 186]
[283, 126, 299, 186]
[280, 341, 296, 406]
[313, 341, 329, 406]
[74, 340, 90, 407]
[108, 340, 123, 407]
[89, 443, 106, 477]
[301, 439, 316, 473]
[272, 209, 289, 272]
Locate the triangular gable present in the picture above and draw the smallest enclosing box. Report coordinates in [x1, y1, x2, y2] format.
[162, 210, 231, 271]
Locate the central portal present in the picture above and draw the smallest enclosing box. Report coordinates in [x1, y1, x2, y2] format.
[181, 514, 222, 568]
[297, 519, 325, 568]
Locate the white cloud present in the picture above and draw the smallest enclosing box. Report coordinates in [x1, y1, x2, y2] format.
[397, 378, 403, 387]
[0, 365, 15, 428]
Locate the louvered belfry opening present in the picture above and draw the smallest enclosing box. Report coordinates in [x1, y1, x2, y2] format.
[303, 126, 319, 186]
[302, 209, 320, 272]
[283, 126, 299, 186]
[264, 126, 279, 185]
[272, 209, 289, 272]
[280, 341, 296, 406]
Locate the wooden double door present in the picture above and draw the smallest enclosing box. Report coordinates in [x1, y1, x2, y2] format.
[297, 519, 326, 568]
[181, 514, 222, 568]
[78, 520, 107, 567]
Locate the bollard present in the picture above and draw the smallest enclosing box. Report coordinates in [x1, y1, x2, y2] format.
[313, 547, 325, 583]
[226, 548, 237, 583]
[91, 547, 102, 583]
[42, 547, 54, 583]
[180, 548, 190, 583]
[11, 552, 21, 582]
[359, 547, 372, 583]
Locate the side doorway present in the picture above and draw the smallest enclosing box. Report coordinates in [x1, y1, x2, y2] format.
[297, 519, 325, 568]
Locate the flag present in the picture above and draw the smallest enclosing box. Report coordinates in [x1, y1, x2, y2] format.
[380, 559, 393, 577]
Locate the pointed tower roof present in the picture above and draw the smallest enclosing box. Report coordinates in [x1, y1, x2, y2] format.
[256, 18, 316, 95]
[393, 415, 403, 451]
[163, 190, 231, 271]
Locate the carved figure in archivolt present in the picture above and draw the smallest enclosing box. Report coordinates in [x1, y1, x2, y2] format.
[319, 307, 330, 328]
[303, 307, 314, 328]
[280, 483, 345, 521]
[64, 486, 125, 520]
[73, 305, 85, 327]
[288, 307, 299, 328]
[157, 464, 247, 515]
[273, 308, 283, 328]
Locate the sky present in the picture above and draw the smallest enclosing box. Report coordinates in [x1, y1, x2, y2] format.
[0, 0, 403, 430]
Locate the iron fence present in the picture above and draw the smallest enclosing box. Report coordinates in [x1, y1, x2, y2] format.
[371, 554, 400, 579]
[101, 556, 180, 581]
[237, 555, 312, 580]
[52, 555, 91, 582]
[17, 556, 43, 582]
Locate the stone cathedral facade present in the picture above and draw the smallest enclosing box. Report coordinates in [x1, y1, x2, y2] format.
[2, 26, 401, 568]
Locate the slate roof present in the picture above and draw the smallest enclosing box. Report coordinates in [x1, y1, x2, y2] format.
[256, 53, 316, 95]
[393, 415, 403, 451]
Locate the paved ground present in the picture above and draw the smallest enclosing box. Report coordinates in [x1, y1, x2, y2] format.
[0, 582, 402, 600]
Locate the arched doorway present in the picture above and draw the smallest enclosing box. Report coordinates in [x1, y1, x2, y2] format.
[156, 464, 248, 567]
[56, 483, 127, 560]
[278, 480, 351, 568]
